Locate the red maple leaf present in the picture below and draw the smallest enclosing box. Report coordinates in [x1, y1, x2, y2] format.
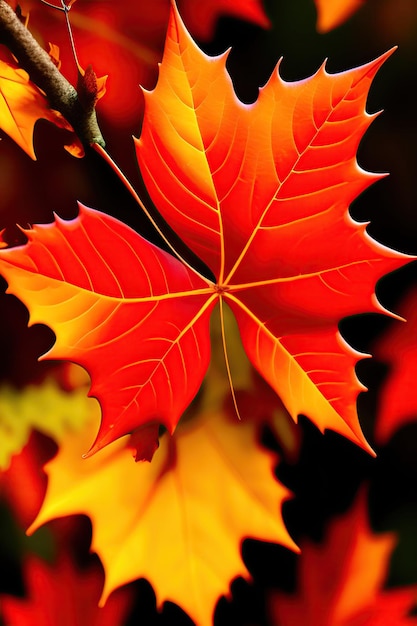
[0, 553, 133, 626]
[268, 488, 417, 626]
[373, 287, 417, 445]
[0, 6, 410, 459]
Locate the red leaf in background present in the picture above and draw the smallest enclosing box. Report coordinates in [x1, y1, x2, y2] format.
[11, 0, 269, 133]
[269, 488, 417, 626]
[0, 431, 49, 528]
[0, 6, 411, 460]
[179, 0, 270, 40]
[373, 287, 417, 446]
[0, 553, 133, 626]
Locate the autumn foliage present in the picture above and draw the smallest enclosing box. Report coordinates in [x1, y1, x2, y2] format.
[1, 0, 417, 625]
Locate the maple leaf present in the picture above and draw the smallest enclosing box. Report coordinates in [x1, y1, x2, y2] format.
[28, 406, 296, 626]
[0, 552, 133, 626]
[0, 5, 411, 459]
[314, 0, 366, 32]
[269, 487, 417, 626]
[0, 47, 81, 159]
[373, 288, 417, 446]
[134, 6, 409, 452]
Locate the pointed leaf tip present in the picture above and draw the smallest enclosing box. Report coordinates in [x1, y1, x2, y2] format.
[135, 21, 409, 457]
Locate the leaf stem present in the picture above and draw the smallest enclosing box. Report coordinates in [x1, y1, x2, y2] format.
[219, 296, 242, 421]
[0, 0, 104, 147]
[62, 1, 81, 70]
[39, 0, 66, 11]
[92, 143, 214, 285]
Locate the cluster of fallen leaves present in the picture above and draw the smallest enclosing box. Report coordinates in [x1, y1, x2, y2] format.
[1, 0, 417, 625]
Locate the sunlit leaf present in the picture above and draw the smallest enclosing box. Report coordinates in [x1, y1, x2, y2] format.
[29, 407, 296, 626]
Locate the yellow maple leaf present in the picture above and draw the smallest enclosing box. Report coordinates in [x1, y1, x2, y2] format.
[28, 407, 297, 626]
[0, 377, 95, 470]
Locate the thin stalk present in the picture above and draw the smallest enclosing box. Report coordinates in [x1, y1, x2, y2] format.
[92, 143, 214, 286]
[219, 296, 241, 421]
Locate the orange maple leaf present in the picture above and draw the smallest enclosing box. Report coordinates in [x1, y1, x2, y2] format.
[0, 47, 82, 159]
[0, 552, 133, 626]
[0, 5, 411, 460]
[314, 0, 366, 33]
[269, 487, 417, 625]
[134, 7, 409, 452]
[28, 406, 296, 626]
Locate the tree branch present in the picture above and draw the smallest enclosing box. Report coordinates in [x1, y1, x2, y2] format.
[0, 0, 105, 147]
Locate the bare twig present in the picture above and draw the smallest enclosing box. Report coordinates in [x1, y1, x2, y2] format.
[0, 0, 105, 147]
